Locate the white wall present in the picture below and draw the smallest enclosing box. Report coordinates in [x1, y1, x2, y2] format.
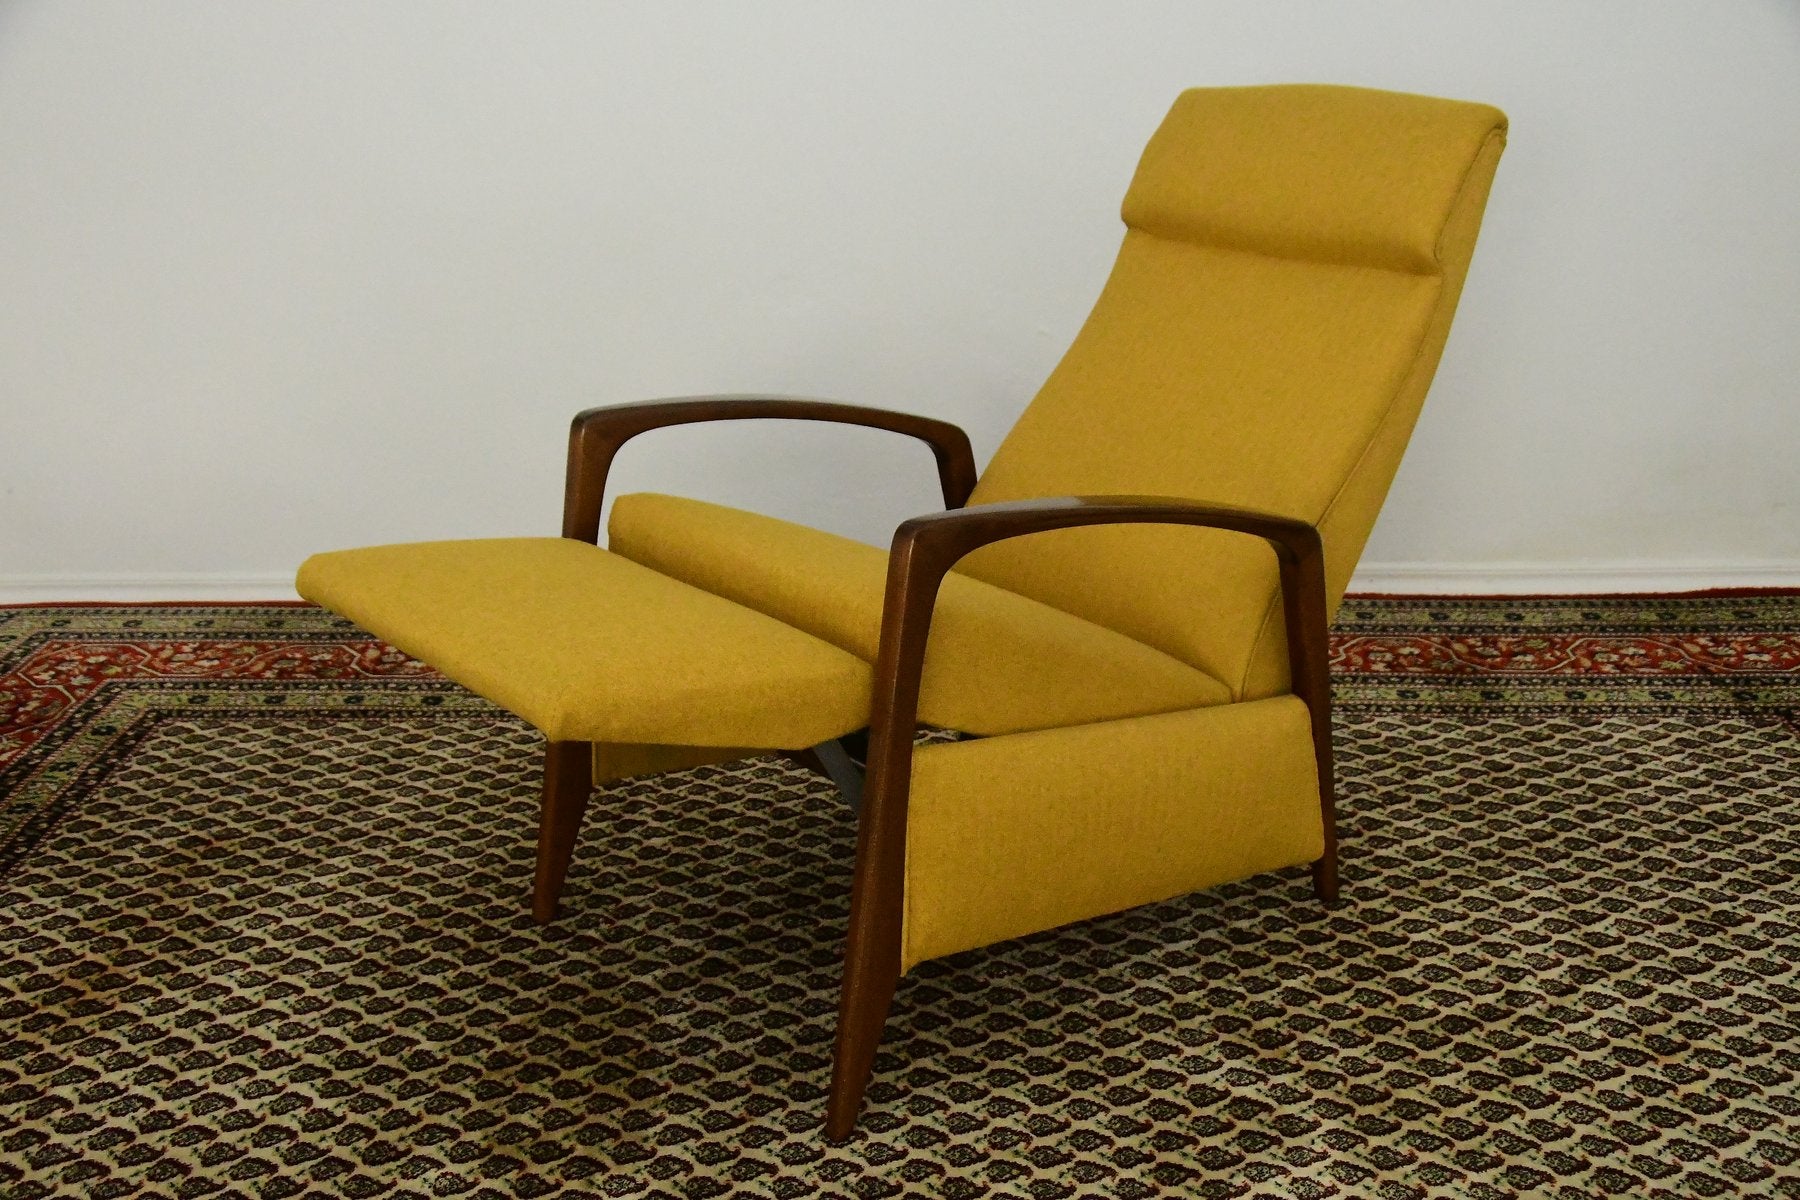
[3, 1, 1797, 599]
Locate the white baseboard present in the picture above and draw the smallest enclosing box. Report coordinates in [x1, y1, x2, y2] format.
[1348, 560, 1800, 595]
[0, 574, 301, 604]
[2, 562, 1798, 605]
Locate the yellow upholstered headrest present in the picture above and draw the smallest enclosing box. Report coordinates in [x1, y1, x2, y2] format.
[1122, 84, 1507, 275]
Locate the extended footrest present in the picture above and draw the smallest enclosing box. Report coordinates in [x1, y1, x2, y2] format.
[297, 537, 872, 751]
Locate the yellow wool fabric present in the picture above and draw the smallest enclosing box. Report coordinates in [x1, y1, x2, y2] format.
[902, 697, 1323, 969]
[960, 86, 1506, 699]
[296, 538, 871, 748]
[607, 493, 1232, 736]
[1125, 84, 1507, 274]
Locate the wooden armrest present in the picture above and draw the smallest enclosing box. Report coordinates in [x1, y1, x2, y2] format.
[562, 394, 978, 542]
[844, 495, 1337, 964]
[833, 495, 1342, 1135]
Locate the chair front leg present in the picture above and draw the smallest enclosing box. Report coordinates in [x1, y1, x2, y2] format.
[824, 528, 951, 1142]
[824, 787, 906, 1142]
[533, 740, 594, 924]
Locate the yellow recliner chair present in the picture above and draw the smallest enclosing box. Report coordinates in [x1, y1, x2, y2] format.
[298, 84, 1507, 1138]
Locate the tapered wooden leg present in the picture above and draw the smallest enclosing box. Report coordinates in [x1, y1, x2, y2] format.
[1312, 852, 1339, 903]
[1312, 776, 1339, 904]
[533, 740, 593, 925]
[824, 758, 907, 1141]
[825, 905, 902, 1142]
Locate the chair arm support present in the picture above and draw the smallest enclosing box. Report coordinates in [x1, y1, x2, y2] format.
[833, 495, 1340, 1127]
[562, 394, 978, 542]
[844, 496, 1337, 972]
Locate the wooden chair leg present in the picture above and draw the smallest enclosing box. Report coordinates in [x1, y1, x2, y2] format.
[824, 748, 906, 1142]
[533, 740, 593, 924]
[1312, 851, 1339, 903]
[1312, 774, 1339, 903]
[825, 905, 902, 1142]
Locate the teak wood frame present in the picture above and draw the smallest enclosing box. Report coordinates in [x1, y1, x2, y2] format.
[534, 395, 1337, 1141]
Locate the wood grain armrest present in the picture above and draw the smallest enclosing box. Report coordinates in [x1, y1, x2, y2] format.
[843, 496, 1337, 975]
[832, 495, 1343, 1135]
[562, 394, 978, 541]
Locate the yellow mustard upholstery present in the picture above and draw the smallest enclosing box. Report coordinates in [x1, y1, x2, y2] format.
[294, 88, 1505, 1042]
[290, 85, 1507, 1135]
[607, 492, 1233, 736]
[959, 85, 1506, 700]
[902, 696, 1322, 969]
[1124, 83, 1506, 273]
[296, 538, 871, 748]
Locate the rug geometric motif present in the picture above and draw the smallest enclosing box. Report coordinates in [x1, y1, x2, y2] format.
[2, 598, 1797, 1198]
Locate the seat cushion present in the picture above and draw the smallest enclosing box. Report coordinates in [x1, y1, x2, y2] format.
[607, 494, 1232, 736]
[297, 538, 871, 747]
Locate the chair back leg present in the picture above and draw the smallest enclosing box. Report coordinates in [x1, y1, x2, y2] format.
[1312, 849, 1339, 903]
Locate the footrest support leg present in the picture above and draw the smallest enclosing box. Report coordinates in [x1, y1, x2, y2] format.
[813, 738, 867, 815]
[533, 740, 594, 925]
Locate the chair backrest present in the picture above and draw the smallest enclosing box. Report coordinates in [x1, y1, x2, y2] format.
[959, 84, 1507, 699]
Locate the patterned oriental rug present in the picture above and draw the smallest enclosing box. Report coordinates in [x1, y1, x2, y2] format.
[1, 597, 1797, 1199]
